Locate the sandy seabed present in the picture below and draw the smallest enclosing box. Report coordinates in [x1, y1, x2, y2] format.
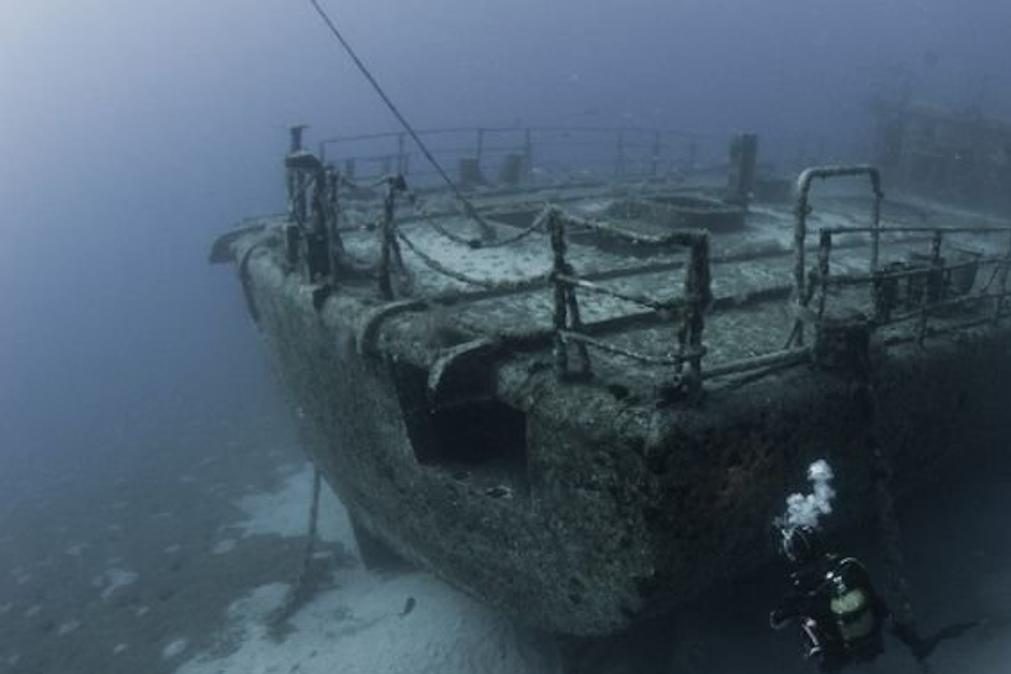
[3, 433, 1011, 674]
[175, 459, 1011, 674]
[176, 465, 558, 674]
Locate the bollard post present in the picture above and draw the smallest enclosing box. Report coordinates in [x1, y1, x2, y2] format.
[726, 133, 759, 206]
[289, 124, 307, 153]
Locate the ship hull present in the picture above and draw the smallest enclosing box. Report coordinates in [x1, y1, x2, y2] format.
[231, 232, 1011, 637]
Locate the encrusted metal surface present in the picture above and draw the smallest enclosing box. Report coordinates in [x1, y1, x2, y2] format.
[216, 178, 1011, 637]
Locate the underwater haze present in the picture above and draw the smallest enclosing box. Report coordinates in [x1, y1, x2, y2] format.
[3, 1, 1011, 672]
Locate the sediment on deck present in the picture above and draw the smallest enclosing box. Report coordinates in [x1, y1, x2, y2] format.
[211, 127, 1011, 636]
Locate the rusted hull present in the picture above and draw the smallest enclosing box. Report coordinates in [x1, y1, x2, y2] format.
[234, 233, 1011, 637]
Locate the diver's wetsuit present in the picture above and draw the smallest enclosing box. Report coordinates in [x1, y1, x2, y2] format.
[771, 553, 888, 673]
[771, 544, 977, 672]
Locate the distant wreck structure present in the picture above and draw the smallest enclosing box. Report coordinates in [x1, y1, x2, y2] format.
[212, 120, 1011, 672]
[873, 99, 1011, 213]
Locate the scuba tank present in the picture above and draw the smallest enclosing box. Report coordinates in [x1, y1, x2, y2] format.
[825, 558, 886, 661]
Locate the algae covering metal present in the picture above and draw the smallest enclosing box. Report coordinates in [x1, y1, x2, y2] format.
[212, 133, 1011, 637]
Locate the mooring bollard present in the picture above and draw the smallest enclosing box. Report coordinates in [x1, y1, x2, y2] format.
[289, 124, 308, 153]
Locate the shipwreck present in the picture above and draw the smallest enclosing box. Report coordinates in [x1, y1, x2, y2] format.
[211, 114, 1011, 669]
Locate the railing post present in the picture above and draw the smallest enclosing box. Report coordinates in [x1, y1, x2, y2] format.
[287, 125, 310, 227]
[475, 128, 485, 169]
[651, 131, 662, 176]
[993, 231, 1011, 324]
[285, 163, 296, 222]
[377, 177, 407, 300]
[396, 133, 406, 174]
[303, 163, 333, 284]
[918, 230, 944, 345]
[284, 126, 310, 273]
[686, 140, 698, 173]
[294, 172, 308, 226]
[326, 166, 345, 278]
[549, 210, 569, 378]
[792, 181, 812, 347]
[615, 130, 626, 177]
[548, 209, 591, 380]
[566, 290, 591, 378]
[344, 158, 356, 181]
[680, 233, 711, 392]
[816, 231, 833, 322]
[523, 128, 533, 182]
[870, 172, 884, 273]
[789, 166, 881, 347]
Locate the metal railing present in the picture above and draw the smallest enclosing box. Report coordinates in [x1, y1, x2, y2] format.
[786, 164, 1011, 350]
[279, 133, 1011, 397]
[544, 209, 711, 392]
[317, 126, 715, 186]
[806, 225, 1011, 345]
[789, 165, 884, 347]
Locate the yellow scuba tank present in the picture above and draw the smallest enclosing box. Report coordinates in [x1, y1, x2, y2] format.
[828, 558, 878, 643]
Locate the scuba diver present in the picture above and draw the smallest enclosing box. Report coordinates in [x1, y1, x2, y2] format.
[770, 524, 976, 672]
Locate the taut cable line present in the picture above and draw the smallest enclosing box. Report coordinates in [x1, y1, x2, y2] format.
[305, 0, 496, 241]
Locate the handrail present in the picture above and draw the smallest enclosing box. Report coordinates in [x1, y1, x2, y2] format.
[821, 225, 1011, 235]
[318, 125, 710, 147]
[805, 220, 1011, 346]
[317, 124, 715, 186]
[278, 142, 1011, 400]
[790, 165, 884, 347]
[546, 208, 711, 392]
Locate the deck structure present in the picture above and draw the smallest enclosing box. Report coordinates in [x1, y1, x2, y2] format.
[211, 125, 1011, 651]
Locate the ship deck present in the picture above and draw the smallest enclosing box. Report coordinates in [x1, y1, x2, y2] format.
[308, 179, 1010, 397]
[219, 174, 1011, 636]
